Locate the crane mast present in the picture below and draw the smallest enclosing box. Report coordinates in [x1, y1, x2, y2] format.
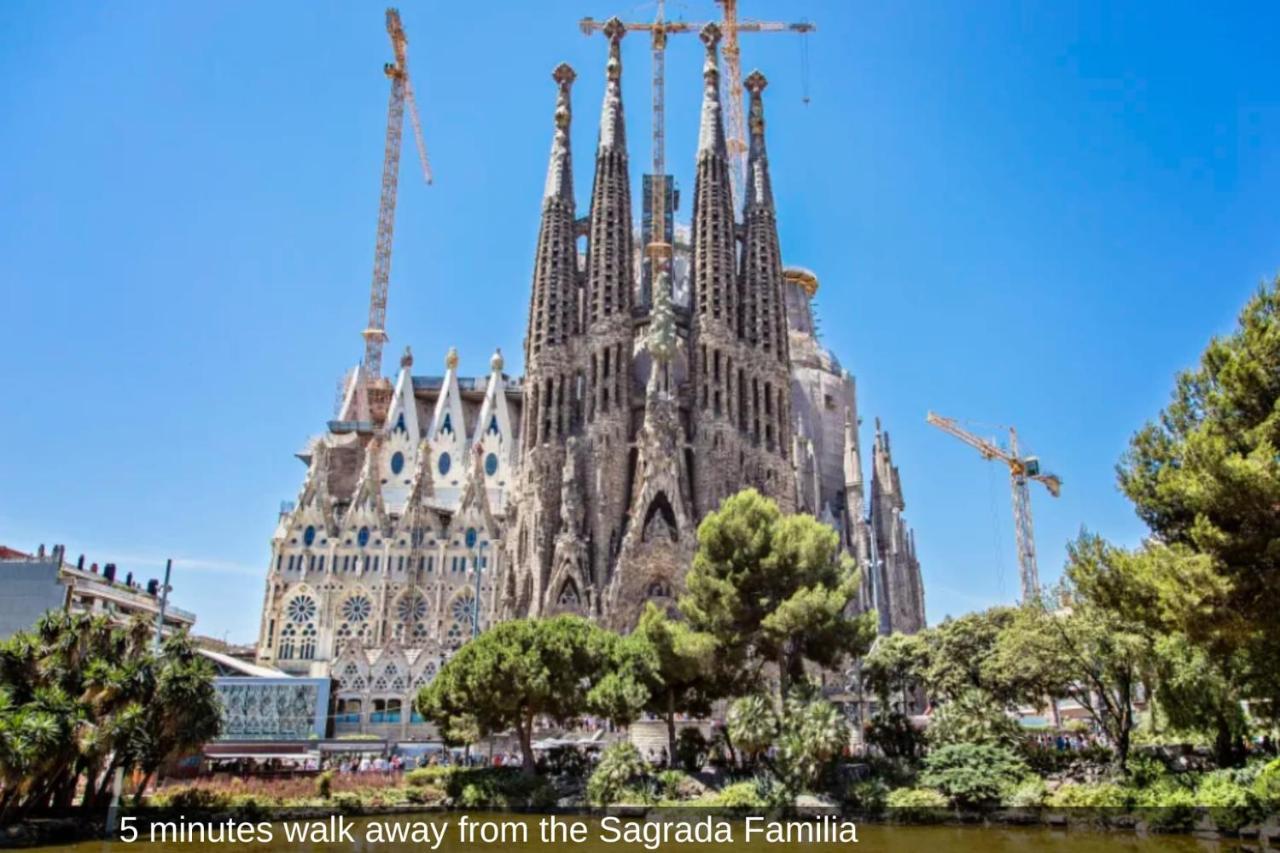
[362, 8, 431, 383]
[926, 412, 1062, 604]
[580, 2, 812, 221]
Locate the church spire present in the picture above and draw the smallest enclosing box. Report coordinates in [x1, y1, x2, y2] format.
[740, 70, 786, 362]
[690, 22, 737, 336]
[525, 63, 579, 368]
[585, 18, 634, 327]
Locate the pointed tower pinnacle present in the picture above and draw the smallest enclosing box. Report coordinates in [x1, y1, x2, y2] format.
[743, 70, 773, 209]
[526, 64, 579, 370]
[544, 64, 576, 201]
[690, 21, 737, 335]
[585, 18, 634, 328]
[697, 23, 726, 158]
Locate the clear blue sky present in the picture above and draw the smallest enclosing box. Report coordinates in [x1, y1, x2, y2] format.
[2, 1, 1277, 643]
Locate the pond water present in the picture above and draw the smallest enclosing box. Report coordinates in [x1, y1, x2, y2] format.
[56, 812, 1230, 853]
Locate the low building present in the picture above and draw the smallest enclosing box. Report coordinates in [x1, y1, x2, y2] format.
[0, 544, 196, 639]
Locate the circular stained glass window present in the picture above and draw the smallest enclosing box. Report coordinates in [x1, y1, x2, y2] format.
[451, 594, 476, 624]
[390, 451, 405, 475]
[303, 525, 316, 547]
[357, 526, 371, 547]
[484, 452, 499, 477]
[397, 593, 428, 622]
[465, 527, 478, 549]
[340, 595, 372, 623]
[438, 452, 451, 476]
[286, 596, 316, 624]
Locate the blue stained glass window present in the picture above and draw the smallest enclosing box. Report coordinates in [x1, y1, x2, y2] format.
[484, 452, 499, 476]
[395, 412, 406, 432]
[303, 525, 316, 547]
[358, 526, 371, 548]
[465, 527, 478, 549]
[390, 451, 405, 475]
[487, 415, 499, 435]
[438, 452, 452, 476]
[441, 413, 453, 435]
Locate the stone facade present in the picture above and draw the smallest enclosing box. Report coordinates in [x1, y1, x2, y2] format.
[254, 20, 926, 737]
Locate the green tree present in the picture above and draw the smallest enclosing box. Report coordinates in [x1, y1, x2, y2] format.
[925, 688, 1025, 749]
[726, 694, 777, 770]
[416, 616, 643, 773]
[861, 632, 929, 712]
[919, 743, 1029, 808]
[0, 611, 220, 821]
[773, 694, 849, 794]
[682, 489, 875, 698]
[632, 603, 717, 762]
[1118, 279, 1280, 762]
[924, 608, 1026, 705]
[993, 536, 1155, 772]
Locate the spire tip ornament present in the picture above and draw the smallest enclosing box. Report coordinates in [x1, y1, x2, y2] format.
[445, 346, 459, 371]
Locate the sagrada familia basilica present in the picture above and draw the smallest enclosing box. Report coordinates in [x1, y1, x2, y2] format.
[256, 22, 925, 735]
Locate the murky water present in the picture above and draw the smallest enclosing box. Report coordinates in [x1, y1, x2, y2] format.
[54, 812, 1228, 852]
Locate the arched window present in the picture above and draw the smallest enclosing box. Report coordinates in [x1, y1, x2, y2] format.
[278, 624, 297, 660]
[299, 624, 317, 660]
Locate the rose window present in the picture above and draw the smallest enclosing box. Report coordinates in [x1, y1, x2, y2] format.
[397, 593, 428, 622]
[340, 595, 372, 623]
[450, 594, 476, 624]
[286, 595, 317, 624]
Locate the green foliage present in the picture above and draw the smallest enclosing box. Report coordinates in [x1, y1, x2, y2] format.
[1046, 782, 1132, 810]
[1118, 279, 1280, 755]
[861, 632, 929, 710]
[1004, 778, 1048, 809]
[0, 611, 221, 819]
[675, 727, 708, 773]
[632, 603, 717, 758]
[713, 780, 768, 811]
[331, 792, 362, 814]
[1254, 757, 1280, 810]
[726, 694, 778, 767]
[544, 745, 590, 778]
[772, 694, 849, 795]
[865, 710, 925, 760]
[682, 489, 875, 697]
[1124, 752, 1170, 788]
[1195, 771, 1258, 832]
[884, 787, 949, 822]
[444, 768, 555, 809]
[416, 616, 641, 772]
[991, 541, 1155, 772]
[919, 743, 1029, 808]
[926, 689, 1025, 749]
[844, 778, 889, 815]
[404, 766, 454, 787]
[315, 770, 333, 800]
[924, 608, 1028, 705]
[587, 742, 646, 806]
[1133, 780, 1196, 831]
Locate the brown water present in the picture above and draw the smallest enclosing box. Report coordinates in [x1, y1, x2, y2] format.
[54, 813, 1231, 853]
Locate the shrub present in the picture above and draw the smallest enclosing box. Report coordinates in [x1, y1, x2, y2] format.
[714, 780, 767, 811]
[1124, 752, 1169, 787]
[154, 786, 231, 810]
[1134, 782, 1196, 832]
[844, 778, 889, 815]
[1046, 782, 1132, 810]
[331, 792, 363, 814]
[405, 766, 454, 787]
[315, 770, 333, 800]
[405, 785, 446, 805]
[1253, 757, 1280, 810]
[885, 787, 949, 822]
[445, 768, 554, 808]
[655, 769, 704, 802]
[1004, 778, 1048, 809]
[587, 742, 646, 806]
[1196, 772, 1258, 833]
[227, 793, 272, 819]
[774, 695, 849, 795]
[919, 743, 1029, 808]
[675, 727, 708, 773]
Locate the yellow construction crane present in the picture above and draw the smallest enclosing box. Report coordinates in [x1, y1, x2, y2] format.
[579, 0, 813, 230]
[926, 412, 1062, 604]
[362, 8, 432, 383]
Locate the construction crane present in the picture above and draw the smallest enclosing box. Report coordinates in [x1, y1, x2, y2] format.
[579, 1, 813, 229]
[362, 8, 432, 383]
[926, 412, 1062, 604]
